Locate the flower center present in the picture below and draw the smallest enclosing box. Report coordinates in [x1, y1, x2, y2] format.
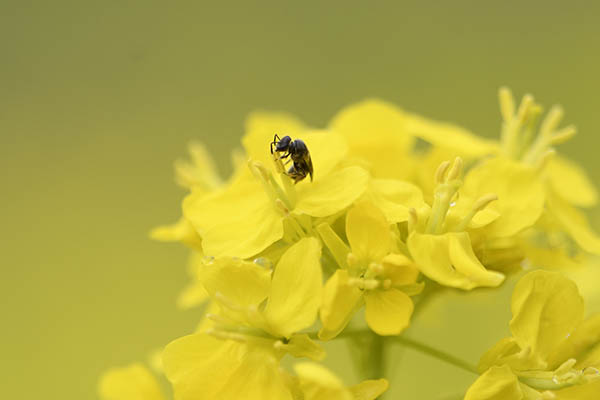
[415, 157, 497, 235]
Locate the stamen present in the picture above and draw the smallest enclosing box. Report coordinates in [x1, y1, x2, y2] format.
[368, 262, 384, 276]
[408, 207, 418, 233]
[516, 94, 535, 124]
[472, 193, 498, 212]
[206, 313, 231, 325]
[249, 160, 291, 212]
[435, 160, 451, 184]
[275, 199, 290, 216]
[362, 279, 380, 290]
[454, 193, 498, 232]
[426, 158, 464, 234]
[535, 149, 556, 171]
[446, 157, 463, 181]
[347, 253, 360, 275]
[539, 105, 564, 140]
[271, 150, 285, 174]
[499, 87, 515, 122]
[549, 125, 576, 145]
[206, 329, 248, 343]
[214, 291, 243, 311]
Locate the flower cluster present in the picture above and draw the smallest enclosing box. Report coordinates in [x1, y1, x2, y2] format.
[99, 88, 600, 399]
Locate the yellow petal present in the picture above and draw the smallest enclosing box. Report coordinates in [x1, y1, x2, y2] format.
[177, 280, 209, 309]
[149, 217, 203, 251]
[285, 334, 326, 361]
[444, 195, 500, 230]
[405, 112, 498, 158]
[218, 346, 293, 400]
[184, 177, 283, 258]
[164, 334, 292, 400]
[510, 271, 584, 366]
[478, 337, 522, 373]
[200, 257, 271, 308]
[548, 314, 600, 369]
[298, 130, 349, 179]
[294, 362, 353, 400]
[99, 363, 165, 400]
[329, 99, 415, 180]
[162, 334, 242, 400]
[547, 192, 600, 255]
[295, 166, 369, 217]
[407, 232, 505, 290]
[463, 157, 545, 237]
[349, 379, 390, 400]
[346, 201, 393, 262]
[381, 253, 420, 286]
[364, 289, 413, 335]
[319, 269, 363, 341]
[365, 179, 426, 223]
[545, 155, 598, 207]
[464, 365, 523, 400]
[552, 379, 600, 400]
[264, 237, 322, 337]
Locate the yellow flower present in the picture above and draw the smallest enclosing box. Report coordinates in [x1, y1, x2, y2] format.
[466, 270, 600, 399]
[406, 157, 505, 290]
[405, 111, 499, 159]
[328, 99, 416, 181]
[461, 157, 545, 238]
[318, 201, 422, 339]
[162, 238, 326, 400]
[183, 114, 369, 259]
[99, 363, 165, 400]
[291, 362, 389, 400]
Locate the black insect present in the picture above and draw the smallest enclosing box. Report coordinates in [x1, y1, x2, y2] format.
[270, 134, 314, 183]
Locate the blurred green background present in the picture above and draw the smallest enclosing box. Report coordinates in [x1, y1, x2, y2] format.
[2, 1, 599, 399]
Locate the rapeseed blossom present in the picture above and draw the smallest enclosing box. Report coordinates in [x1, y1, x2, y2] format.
[465, 270, 600, 399]
[100, 89, 600, 399]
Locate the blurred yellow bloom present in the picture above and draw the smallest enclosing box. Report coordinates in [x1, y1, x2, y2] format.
[292, 362, 389, 400]
[328, 99, 416, 181]
[466, 270, 600, 399]
[99, 363, 165, 400]
[162, 238, 326, 400]
[318, 201, 422, 339]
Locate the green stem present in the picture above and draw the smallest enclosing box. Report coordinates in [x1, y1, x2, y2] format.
[370, 334, 386, 380]
[305, 327, 478, 377]
[391, 335, 478, 375]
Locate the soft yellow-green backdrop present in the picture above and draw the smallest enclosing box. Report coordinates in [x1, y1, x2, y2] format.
[2, 1, 599, 399]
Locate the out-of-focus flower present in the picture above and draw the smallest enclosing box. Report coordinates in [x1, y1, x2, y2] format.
[290, 362, 389, 400]
[466, 270, 600, 399]
[99, 363, 165, 400]
[328, 99, 416, 181]
[318, 201, 422, 339]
